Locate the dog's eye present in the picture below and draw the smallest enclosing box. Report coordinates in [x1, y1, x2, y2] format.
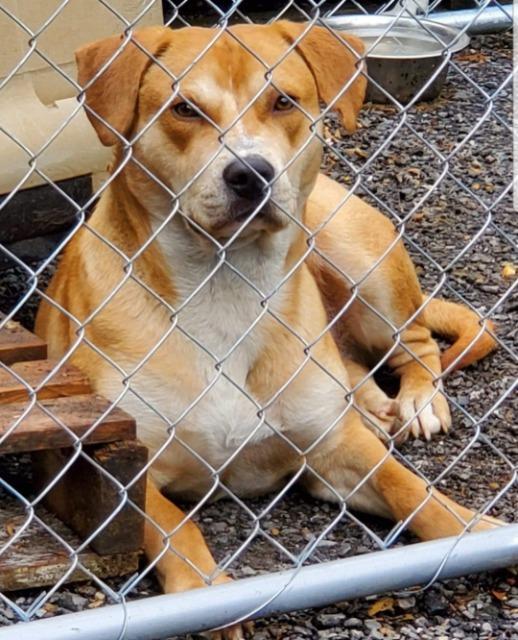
[274, 95, 296, 112]
[172, 102, 200, 119]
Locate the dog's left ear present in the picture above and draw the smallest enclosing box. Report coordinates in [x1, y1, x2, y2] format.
[277, 21, 366, 133]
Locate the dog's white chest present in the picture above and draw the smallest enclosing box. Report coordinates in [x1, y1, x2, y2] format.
[178, 264, 273, 449]
[136, 228, 292, 461]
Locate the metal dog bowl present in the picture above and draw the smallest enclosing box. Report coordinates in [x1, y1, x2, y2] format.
[326, 15, 470, 104]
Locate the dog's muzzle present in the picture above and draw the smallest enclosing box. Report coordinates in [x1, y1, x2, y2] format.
[219, 154, 280, 232]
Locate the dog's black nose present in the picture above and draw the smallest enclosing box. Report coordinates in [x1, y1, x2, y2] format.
[223, 155, 275, 201]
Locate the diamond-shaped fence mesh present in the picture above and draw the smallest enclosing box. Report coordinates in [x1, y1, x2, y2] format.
[0, 1, 515, 639]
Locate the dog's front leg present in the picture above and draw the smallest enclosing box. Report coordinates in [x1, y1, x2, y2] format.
[144, 479, 247, 639]
[305, 417, 501, 540]
[385, 322, 451, 441]
[307, 173, 451, 440]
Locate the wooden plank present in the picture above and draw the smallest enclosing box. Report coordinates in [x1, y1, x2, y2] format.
[0, 360, 91, 404]
[0, 395, 136, 454]
[33, 441, 147, 556]
[0, 316, 47, 365]
[0, 490, 140, 591]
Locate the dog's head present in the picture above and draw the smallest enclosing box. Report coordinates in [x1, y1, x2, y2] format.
[76, 22, 365, 242]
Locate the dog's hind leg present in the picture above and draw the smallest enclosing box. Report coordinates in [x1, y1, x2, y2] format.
[304, 417, 501, 540]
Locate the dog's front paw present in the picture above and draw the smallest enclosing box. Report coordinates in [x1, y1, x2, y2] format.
[205, 576, 254, 640]
[208, 622, 253, 640]
[397, 381, 451, 441]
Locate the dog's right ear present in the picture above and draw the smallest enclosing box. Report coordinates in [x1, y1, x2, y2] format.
[75, 27, 172, 146]
[276, 21, 366, 134]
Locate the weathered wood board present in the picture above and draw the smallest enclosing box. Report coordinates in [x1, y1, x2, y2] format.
[0, 315, 146, 588]
[0, 317, 47, 365]
[0, 395, 136, 454]
[33, 441, 147, 555]
[0, 490, 140, 591]
[0, 360, 91, 404]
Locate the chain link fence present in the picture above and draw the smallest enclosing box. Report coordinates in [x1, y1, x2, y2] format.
[0, 1, 516, 638]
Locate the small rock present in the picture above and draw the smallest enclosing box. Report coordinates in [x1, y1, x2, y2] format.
[317, 540, 337, 548]
[343, 618, 362, 629]
[364, 619, 381, 631]
[0, 606, 15, 621]
[293, 625, 313, 636]
[397, 596, 416, 611]
[76, 585, 97, 597]
[54, 592, 89, 612]
[314, 613, 345, 629]
[317, 631, 341, 639]
[424, 590, 449, 614]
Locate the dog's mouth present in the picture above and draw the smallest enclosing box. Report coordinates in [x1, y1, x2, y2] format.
[189, 201, 285, 241]
[182, 202, 288, 244]
[231, 203, 270, 225]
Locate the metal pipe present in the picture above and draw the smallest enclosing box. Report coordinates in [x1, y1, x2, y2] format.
[429, 5, 512, 34]
[3, 525, 518, 640]
[327, 5, 513, 35]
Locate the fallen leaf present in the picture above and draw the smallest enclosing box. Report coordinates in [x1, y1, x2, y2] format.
[368, 597, 395, 616]
[502, 263, 516, 279]
[456, 51, 489, 63]
[491, 590, 508, 601]
[88, 592, 106, 609]
[346, 146, 369, 159]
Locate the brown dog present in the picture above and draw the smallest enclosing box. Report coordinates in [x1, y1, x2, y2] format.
[36, 22, 499, 638]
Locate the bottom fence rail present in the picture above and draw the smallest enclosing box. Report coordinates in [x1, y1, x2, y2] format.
[2, 525, 517, 640]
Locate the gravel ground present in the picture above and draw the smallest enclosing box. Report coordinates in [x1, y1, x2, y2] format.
[0, 31, 516, 640]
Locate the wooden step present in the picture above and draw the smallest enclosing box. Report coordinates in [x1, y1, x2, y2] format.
[0, 395, 136, 454]
[0, 316, 47, 364]
[0, 360, 91, 404]
[0, 315, 146, 585]
[0, 490, 140, 591]
[33, 440, 147, 556]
